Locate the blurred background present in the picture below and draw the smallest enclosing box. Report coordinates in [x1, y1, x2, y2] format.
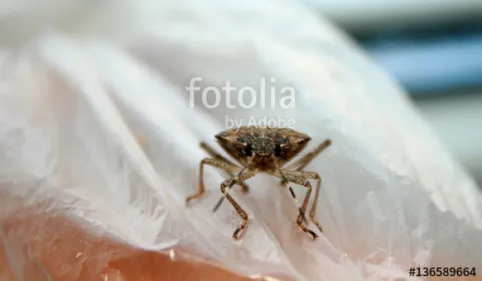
[304, 0, 482, 187]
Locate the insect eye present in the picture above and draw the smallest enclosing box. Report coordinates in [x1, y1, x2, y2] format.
[274, 144, 282, 157]
[245, 144, 252, 156]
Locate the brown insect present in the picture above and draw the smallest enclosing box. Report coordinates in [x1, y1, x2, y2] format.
[186, 126, 332, 240]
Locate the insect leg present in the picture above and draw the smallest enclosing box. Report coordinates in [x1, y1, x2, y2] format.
[285, 139, 331, 171]
[200, 142, 236, 165]
[186, 158, 241, 204]
[286, 171, 323, 233]
[273, 171, 318, 240]
[276, 170, 308, 224]
[220, 170, 256, 240]
[200, 142, 250, 193]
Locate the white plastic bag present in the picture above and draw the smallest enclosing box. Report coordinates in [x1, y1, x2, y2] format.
[0, 0, 481, 281]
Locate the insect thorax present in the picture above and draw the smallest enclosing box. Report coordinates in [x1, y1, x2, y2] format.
[215, 126, 311, 169]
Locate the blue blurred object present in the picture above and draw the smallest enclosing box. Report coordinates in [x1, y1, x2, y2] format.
[361, 31, 482, 96]
[302, 0, 482, 96]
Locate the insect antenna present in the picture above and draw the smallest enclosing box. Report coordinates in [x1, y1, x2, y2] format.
[291, 187, 308, 224]
[212, 195, 226, 212]
[212, 173, 248, 213]
[280, 173, 308, 224]
[212, 169, 245, 213]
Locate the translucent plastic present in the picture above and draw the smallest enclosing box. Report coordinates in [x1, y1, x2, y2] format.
[0, 0, 481, 281]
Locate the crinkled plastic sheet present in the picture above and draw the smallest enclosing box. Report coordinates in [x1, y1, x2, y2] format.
[0, 0, 482, 281]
